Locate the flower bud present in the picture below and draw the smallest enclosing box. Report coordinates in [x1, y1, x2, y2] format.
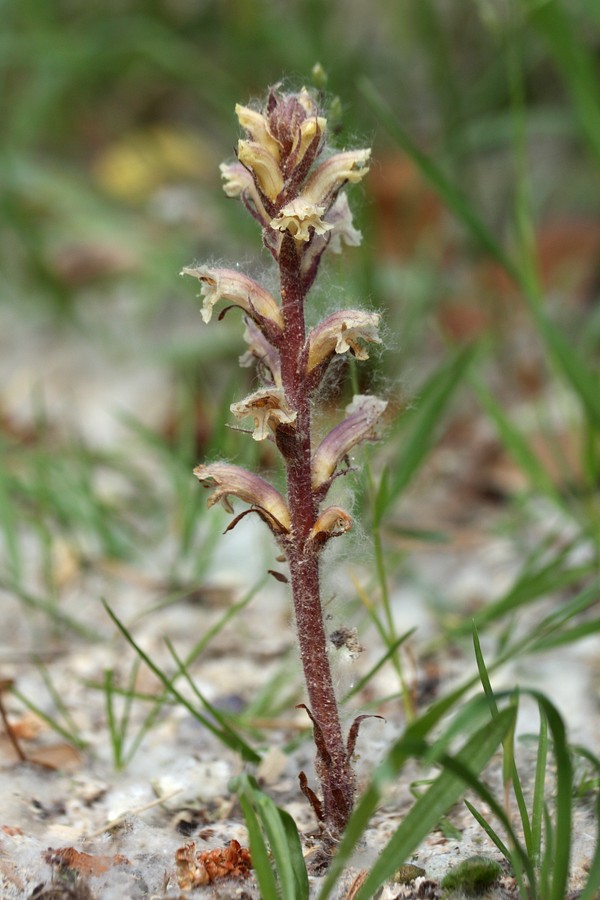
[194, 462, 291, 535]
[237, 140, 283, 201]
[312, 395, 388, 491]
[230, 388, 296, 441]
[180, 266, 283, 331]
[235, 104, 281, 161]
[306, 310, 381, 372]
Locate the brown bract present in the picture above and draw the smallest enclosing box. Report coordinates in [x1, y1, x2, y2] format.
[175, 839, 252, 889]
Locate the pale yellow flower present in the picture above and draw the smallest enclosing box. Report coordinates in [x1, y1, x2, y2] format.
[235, 104, 281, 161]
[307, 310, 381, 372]
[180, 266, 283, 330]
[303, 149, 371, 207]
[270, 199, 333, 242]
[230, 388, 296, 441]
[237, 140, 283, 201]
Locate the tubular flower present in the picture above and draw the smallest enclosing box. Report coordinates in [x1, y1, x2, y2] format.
[325, 193, 363, 253]
[239, 319, 282, 386]
[237, 140, 283, 202]
[219, 160, 253, 198]
[303, 149, 371, 207]
[219, 161, 270, 224]
[312, 394, 388, 491]
[235, 104, 281, 162]
[180, 266, 283, 331]
[194, 462, 291, 535]
[230, 388, 296, 441]
[308, 506, 353, 547]
[270, 199, 334, 242]
[306, 310, 382, 372]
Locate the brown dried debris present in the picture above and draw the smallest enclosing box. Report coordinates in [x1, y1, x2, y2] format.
[175, 839, 252, 889]
[43, 847, 129, 878]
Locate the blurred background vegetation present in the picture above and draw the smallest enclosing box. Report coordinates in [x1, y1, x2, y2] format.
[2, 0, 600, 596]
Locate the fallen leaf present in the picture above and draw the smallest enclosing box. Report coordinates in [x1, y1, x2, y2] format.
[26, 743, 83, 772]
[44, 846, 129, 878]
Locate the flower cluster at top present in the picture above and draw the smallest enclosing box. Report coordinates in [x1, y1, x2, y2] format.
[182, 85, 387, 550]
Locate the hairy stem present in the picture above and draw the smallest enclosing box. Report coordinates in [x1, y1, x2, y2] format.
[278, 236, 355, 835]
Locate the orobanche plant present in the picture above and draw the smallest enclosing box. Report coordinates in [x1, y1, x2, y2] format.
[182, 85, 386, 839]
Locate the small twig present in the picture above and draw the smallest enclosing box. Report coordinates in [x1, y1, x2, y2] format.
[83, 788, 182, 840]
[0, 680, 27, 762]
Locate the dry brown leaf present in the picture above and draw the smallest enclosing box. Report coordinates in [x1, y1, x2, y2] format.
[44, 846, 129, 878]
[2, 824, 24, 836]
[8, 711, 44, 741]
[25, 743, 83, 771]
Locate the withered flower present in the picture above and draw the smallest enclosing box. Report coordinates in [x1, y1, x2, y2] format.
[308, 506, 353, 547]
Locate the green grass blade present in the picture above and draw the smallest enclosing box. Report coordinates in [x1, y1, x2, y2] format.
[10, 687, 88, 751]
[529, 0, 600, 167]
[579, 792, 600, 900]
[236, 774, 309, 900]
[378, 345, 476, 521]
[464, 800, 511, 860]
[358, 78, 519, 281]
[533, 313, 600, 431]
[238, 792, 280, 899]
[103, 601, 260, 763]
[464, 800, 529, 898]
[164, 638, 260, 763]
[531, 711, 548, 864]
[352, 707, 516, 900]
[343, 629, 415, 702]
[473, 380, 561, 501]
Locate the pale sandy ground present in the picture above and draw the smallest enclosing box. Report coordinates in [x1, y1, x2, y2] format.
[1, 302, 598, 898]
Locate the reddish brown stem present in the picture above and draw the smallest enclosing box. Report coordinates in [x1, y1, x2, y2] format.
[278, 235, 355, 836]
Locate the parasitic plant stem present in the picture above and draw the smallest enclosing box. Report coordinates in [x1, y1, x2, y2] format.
[183, 84, 386, 839]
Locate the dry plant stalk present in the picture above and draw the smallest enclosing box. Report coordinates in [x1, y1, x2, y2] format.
[182, 84, 386, 837]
